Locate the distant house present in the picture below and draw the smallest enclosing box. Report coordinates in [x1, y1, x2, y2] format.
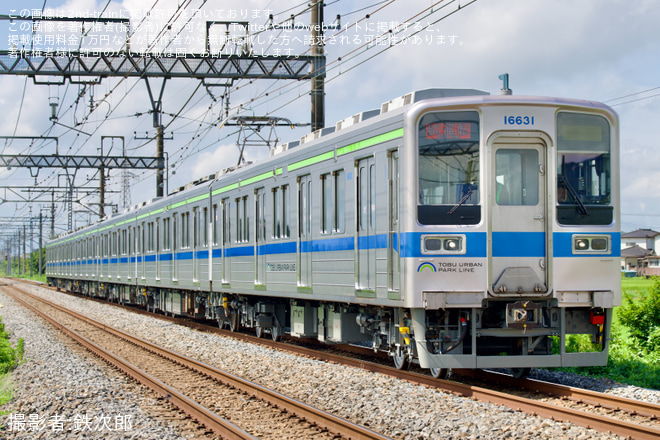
[638, 255, 660, 277]
[620, 229, 660, 275]
[621, 228, 660, 252]
[621, 245, 653, 271]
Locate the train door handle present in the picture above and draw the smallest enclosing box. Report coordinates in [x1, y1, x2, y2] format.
[533, 215, 544, 222]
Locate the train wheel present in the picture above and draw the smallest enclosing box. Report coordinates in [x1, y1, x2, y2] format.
[229, 311, 240, 332]
[271, 326, 283, 342]
[255, 326, 265, 338]
[392, 347, 408, 370]
[430, 368, 449, 379]
[510, 368, 531, 379]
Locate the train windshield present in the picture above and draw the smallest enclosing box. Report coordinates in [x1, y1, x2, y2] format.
[417, 111, 480, 225]
[556, 112, 612, 225]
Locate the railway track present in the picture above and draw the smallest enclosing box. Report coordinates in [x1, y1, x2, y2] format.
[1, 281, 391, 440]
[9, 278, 660, 439]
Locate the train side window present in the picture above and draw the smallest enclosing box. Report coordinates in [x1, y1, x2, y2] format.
[155, 218, 160, 253]
[556, 112, 612, 225]
[182, 212, 190, 249]
[272, 187, 281, 239]
[193, 208, 199, 249]
[172, 214, 178, 251]
[256, 188, 266, 242]
[235, 198, 241, 243]
[147, 222, 154, 252]
[222, 198, 231, 245]
[282, 185, 290, 238]
[244, 197, 250, 242]
[321, 173, 332, 235]
[163, 218, 170, 250]
[334, 170, 345, 233]
[235, 196, 249, 243]
[141, 223, 146, 254]
[203, 207, 209, 247]
[212, 204, 219, 246]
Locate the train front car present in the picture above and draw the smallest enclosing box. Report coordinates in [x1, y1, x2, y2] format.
[401, 95, 620, 378]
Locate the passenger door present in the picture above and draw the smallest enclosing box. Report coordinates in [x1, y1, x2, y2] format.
[490, 141, 548, 295]
[297, 175, 312, 289]
[387, 151, 401, 298]
[255, 188, 266, 287]
[356, 156, 376, 296]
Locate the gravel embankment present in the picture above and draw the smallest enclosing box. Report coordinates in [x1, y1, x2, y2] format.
[3, 281, 659, 439]
[0, 290, 212, 439]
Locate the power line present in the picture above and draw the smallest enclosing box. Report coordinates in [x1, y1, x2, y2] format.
[604, 87, 660, 104]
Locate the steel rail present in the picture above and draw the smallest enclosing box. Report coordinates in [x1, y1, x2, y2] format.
[458, 369, 660, 419]
[2, 286, 255, 440]
[15, 279, 660, 439]
[8, 282, 392, 440]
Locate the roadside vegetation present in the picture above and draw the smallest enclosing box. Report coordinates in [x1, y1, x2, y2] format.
[0, 316, 24, 412]
[558, 276, 660, 390]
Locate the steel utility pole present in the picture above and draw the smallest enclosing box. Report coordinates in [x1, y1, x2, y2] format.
[311, 0, 325, 132]
[39, 212, 43, 277]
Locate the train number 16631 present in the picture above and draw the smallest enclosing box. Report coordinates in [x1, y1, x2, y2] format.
[504, 116, 535, 125]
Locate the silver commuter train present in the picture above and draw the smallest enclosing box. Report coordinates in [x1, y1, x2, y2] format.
[46, 88, 621, 378]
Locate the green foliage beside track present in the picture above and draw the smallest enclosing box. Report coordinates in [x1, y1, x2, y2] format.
[558, 276, 660, 390]
[0, 316, 23, 410]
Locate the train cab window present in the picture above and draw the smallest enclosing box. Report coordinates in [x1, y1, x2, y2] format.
[417, 111, 480, 225]
[556, 113, 612, 225]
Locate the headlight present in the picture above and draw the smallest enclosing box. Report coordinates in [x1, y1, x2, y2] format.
[572, 235, 611, 254]
[444, 238, 461, 251]
[575, 238, 589, 250]
[422, 235, 465, 254]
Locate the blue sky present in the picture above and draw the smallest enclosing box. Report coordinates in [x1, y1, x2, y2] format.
[0, 0, 658, 236]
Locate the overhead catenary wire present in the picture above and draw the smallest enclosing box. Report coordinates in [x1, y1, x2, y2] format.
[6, 0, 478, 232]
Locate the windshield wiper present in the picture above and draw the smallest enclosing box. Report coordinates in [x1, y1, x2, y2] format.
[447, 186, 473, 215]
[560, 175, 588, 215]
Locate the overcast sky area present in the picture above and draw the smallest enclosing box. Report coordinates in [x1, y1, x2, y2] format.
[0, 0, 658, 240]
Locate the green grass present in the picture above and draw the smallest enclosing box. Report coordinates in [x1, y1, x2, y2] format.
[621, 276, 655, 299]
[557, 276, 660, 389]
[0, 316, 23, 413]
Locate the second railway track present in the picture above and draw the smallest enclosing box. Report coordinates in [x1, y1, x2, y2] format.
[1, 281, 391, 440]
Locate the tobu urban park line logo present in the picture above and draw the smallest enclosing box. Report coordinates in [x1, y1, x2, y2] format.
[417, 262, 436, 273]
[417, 261, 484, 273]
